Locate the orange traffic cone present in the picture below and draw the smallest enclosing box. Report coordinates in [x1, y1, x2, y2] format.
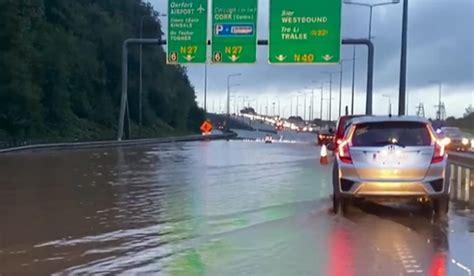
[320, 144, 329, 165]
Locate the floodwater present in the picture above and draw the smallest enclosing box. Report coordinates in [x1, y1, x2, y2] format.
[0, 139, 473, 275]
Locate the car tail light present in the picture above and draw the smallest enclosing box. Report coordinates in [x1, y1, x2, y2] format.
[338, 141, 352, 164]
[432, 141, 445, 164]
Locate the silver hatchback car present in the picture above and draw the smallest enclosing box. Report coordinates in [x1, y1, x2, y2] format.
[332, 116, 449, 216]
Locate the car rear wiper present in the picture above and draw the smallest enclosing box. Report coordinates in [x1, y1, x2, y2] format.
[373, 141, 406, 148]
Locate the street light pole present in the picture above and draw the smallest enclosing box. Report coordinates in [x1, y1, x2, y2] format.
[382, 94, 392, 115]
[322, 99, 326, 121]
[368, 6, 374, 39]
[204, 64, 208, 113]
[227, 77, 230, 117]
[345, 1, 400, 40]
[322, 98, 333, 122]
[138, 14, 167, 136]
[296, 94, 300, 117]
[303, 92, 307, 121]
[338, 65, 343, 118]
[327, 99, 331, 121]
[344, 0, 399, 114]
[233, 96, 237, 114]
[406, 90, 409, 115]
[139, 17, 146, 135]
[275, 96, 281, 116]
[399, 0, 409, 115]
[322, 72, 337, 122]
[320, 85, 324, 121]
[321, 98, 326, 121]
[329, 76, 332, 122]
[309, 105, 312, 122]
[351, 46, 356, 115]
[336, 59, 352, 118]
[328, 98, 334, 121]
[227, 73, 241, 122]
[312, 81, 323, 121]
[290, 97, 293, 116]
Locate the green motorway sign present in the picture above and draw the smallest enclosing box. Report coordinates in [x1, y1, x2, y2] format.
[211, 0, 258, 64]
[269, 0, 342, 64]
[167, 0, 208, 64]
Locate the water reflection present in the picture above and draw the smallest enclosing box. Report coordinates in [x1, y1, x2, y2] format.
[0, 141, 472, 275]
[0, 141, 326, 274]
[345, 201, 450, 275]
[327, 227, 355, 276]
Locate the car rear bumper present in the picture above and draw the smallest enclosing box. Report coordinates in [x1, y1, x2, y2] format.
[336, 161, 449, 198]
[446, 143, 469, 151]
[338, 179, 448, 197]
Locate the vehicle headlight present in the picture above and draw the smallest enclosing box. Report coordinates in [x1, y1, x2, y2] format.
[462, 138, 469, 145]
[442, 137, 451, 146]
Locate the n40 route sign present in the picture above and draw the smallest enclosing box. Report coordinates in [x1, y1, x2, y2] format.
[211, 0, 258, 64]
[168, 0, 208, 64]
[269, 0, 342, 64]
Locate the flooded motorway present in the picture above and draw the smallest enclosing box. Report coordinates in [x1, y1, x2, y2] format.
[0, 138, 473, 275]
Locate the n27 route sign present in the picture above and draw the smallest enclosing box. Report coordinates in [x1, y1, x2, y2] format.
[167, 0, 208, 64]
[211, 0, 258, 64]
[269, 0, 342, 64]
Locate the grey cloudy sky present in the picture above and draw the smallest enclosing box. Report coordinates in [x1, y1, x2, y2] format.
[150, 0, 473, 119]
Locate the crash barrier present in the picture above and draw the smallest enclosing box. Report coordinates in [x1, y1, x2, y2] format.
[0, 133, 237, 154]
[449, 163, 474, 207]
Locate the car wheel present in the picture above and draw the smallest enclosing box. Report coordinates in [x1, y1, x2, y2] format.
[332, 163, 350, 215]
[333, 195, 350, 215]
[433, 196, 449, 218]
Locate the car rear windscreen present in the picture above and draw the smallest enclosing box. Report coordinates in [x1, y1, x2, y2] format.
[352, 121, 431, 147]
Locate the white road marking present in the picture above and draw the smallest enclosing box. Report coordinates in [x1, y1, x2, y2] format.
[394, 242, 423, 275]
[452, 259, 472, 276]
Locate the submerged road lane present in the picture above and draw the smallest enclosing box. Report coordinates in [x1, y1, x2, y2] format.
[0, 139, 473, 275]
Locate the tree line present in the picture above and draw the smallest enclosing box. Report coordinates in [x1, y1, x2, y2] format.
[0, 0, 204, 141]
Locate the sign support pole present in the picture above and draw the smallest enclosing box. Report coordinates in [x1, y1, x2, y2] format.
[118, 39, 373, 141]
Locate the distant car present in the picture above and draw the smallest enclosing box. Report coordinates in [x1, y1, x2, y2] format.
[264, 134, 273, 144]
[332, 116, 449, 217]
[274, 122, 284, 131]
[317, 129, 335, 146]
[437, 127, 470, 152]
[333, 115, 366, 150]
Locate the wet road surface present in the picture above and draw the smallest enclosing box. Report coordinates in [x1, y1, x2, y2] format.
[0, 138, 473, 275]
